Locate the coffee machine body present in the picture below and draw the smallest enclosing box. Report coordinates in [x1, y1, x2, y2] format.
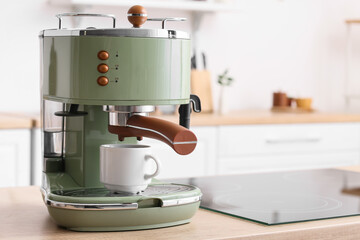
[40, 10, 201, 231]
[41, 32, 191, 188]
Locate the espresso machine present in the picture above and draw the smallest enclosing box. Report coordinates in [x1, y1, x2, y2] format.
[40, 5, 202, 231]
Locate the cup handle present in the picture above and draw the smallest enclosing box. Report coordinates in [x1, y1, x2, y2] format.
[144, 154, 161, 180]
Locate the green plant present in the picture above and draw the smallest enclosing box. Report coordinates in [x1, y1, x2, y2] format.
[217, 69, 234, 86]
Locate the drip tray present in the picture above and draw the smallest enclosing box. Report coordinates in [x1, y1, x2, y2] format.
[42, 182, 202, 231]
[45, 183, 202, 209]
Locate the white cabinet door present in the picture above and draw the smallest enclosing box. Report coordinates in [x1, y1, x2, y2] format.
[0, 129, 31, 187]
[219, 123, 360, 156]
[32, 128, 42, 186]
[219, 151, 360, 174]
[140, 126, 217, 179]
[218, 123, 360, 174]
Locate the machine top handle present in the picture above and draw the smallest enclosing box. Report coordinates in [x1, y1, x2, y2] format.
[56, 13, 117, 29]
[147, 18, 187, 29]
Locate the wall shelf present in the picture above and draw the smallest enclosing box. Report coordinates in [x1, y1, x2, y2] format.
[50, 0, 239, 12]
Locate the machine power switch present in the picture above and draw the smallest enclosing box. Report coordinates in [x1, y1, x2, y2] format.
[97, 51, 109, 60]
[97, 76, 109, 86]
[97, 64, 109, 73]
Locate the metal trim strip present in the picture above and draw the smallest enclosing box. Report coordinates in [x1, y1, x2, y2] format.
[42, 189, 138, 211]
[161, 196, 202, 207]
[40, 28, 190, 39]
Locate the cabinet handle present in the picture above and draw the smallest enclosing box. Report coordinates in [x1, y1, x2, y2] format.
[265, 137, 321, 144]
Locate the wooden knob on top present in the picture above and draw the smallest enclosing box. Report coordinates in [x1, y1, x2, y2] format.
[127, 5, 148, 28]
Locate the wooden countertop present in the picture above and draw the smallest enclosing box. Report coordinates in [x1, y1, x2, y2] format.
[0, 113, 38, 129]
[155, 110, 360, 126]
[2, 166, 360, 240]
[3, 110, 360, 130]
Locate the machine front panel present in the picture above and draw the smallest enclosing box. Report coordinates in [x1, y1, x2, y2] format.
[42, 36, 191, 105]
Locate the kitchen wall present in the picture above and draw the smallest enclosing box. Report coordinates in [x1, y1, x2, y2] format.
[1, 0, 360, 113]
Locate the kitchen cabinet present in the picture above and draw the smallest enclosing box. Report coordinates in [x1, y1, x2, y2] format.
[219, 123, 360, 156]
[0, 129, 31, 187]
[32, 128, 42, 186]
[218, 123, 360, 174]
[144, 122, 360, 178]
[5, 112, 360, 184]
[218, 152, 359, 174]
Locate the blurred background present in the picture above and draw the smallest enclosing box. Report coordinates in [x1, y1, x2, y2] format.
[3, 0, 360, 188]
[3, 0, 360, 113]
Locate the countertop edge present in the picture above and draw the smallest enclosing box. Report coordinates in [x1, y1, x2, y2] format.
[233, 221, 360, 240]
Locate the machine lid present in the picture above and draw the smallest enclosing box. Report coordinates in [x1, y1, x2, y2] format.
[40, 5, 190, 40]
[40, 28, 190, 39]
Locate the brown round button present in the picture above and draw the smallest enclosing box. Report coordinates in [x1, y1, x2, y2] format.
[98, 51, 109, 60]
[97, 76, 109, 86]
[127, 5, 148, 28]
[97, 64, 109, 73]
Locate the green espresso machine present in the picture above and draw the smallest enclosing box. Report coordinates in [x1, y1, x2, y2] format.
[39, 5, 202, 231]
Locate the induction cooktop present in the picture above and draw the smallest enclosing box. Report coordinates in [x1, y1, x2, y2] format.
[168, 169, 360, 225]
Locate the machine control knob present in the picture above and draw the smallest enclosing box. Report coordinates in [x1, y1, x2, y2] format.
[98, 51, 109, 60]
[97, 64, 109, 73]
[97, 76, 109, 86]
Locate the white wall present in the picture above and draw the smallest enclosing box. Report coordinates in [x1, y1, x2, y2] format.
[0, 1, 65, 113]
[1, 0, 360, 113]
[202, 0, 360, 112]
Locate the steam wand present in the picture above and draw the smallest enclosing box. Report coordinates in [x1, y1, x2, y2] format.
[179, 94, 201, 129]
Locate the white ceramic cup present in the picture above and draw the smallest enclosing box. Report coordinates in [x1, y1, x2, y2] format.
[100, 144, 161, 193]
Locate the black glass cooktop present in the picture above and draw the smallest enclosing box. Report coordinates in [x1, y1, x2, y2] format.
[169, 169, 360, 225]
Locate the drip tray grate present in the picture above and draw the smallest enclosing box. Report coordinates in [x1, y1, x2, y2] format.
[52, 184, 196, 198]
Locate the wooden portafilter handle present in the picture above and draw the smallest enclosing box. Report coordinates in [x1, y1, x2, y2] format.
[127, 5, 148, 28]
[108, 115, 197, 155]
